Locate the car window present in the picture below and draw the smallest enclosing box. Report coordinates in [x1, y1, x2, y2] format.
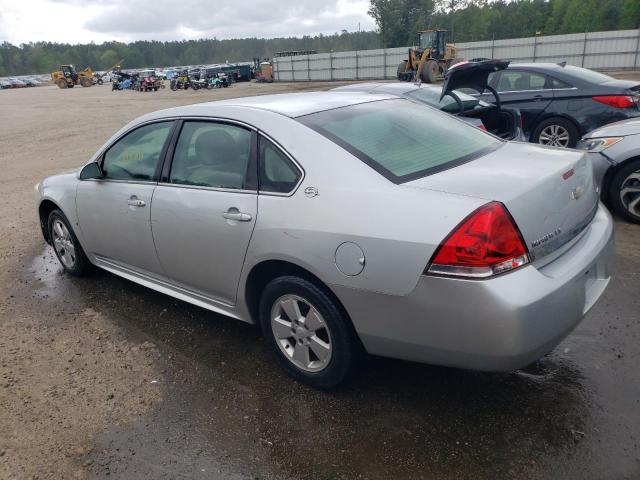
[299, 99, 500, 183]
[405, 88, 479, 113]
[102, 121, 173, 181]
[496, 71, 548, 92]
[562, 65, 616, 84]
[259, 137, 301, 194]
[169, 121, 252, 189]
[550, 77, 573, 89]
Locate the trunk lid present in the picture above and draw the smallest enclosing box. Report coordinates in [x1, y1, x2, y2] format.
[404, 142, 598, 263]
[441, 59, 510, 100]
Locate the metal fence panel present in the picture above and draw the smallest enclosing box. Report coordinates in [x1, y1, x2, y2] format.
[273, 28, 640, 81]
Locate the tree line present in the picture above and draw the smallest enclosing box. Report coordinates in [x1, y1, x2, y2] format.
[0, 31, 380, 76]
[1, 0, 639, 76]
[369, 0, 640, 46]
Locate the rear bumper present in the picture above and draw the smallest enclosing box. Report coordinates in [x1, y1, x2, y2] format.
[334, 203, 614, 371]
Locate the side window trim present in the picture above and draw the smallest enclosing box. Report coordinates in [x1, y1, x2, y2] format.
[161, 118, 258, 192]
[96, 119, 177, 184]
[257, 132, 305, 196]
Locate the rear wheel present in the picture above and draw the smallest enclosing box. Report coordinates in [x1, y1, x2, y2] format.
[397, 60, 409, 81]
[259, 276, 357, 388]
[421, 60, 439, 83]
[532, 117, 578, 148]
[97, 78, 103, 85]
[608, 159, 640, 224]
[47, 209, 93, 276]
[56, 79, 68, 89]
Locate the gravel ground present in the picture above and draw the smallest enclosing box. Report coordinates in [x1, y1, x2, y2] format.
[0, 80, 639, 479]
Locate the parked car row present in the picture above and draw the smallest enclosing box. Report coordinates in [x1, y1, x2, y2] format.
[1, 76, 48, 89]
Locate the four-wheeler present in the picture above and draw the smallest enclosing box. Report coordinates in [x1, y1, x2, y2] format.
[397, 29, 458, 84]
[170, 71, 191, 90]
[51, 65, 95, 89]
[135, 69, 163, 91]
[206, 74, 230, 89]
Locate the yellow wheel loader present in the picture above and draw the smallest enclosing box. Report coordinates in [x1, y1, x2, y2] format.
[397, 30, 458, 83]
[51, 65, 95, 89]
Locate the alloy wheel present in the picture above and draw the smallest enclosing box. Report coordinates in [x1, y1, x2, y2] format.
[538, 124, 570, 147]
[619, 170, 640, 218]
[51, 219, 76, 269]
[270, 294, 332, 372]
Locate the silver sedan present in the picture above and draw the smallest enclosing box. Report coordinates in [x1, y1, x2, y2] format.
[36, 92, 614, 388]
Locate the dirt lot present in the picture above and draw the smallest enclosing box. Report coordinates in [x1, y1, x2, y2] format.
[0, 81, 639, 479]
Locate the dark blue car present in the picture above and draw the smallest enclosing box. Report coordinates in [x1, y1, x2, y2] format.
[482, 62, 640, 147]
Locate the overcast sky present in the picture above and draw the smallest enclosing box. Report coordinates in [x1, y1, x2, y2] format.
[0, 0, 376, 45]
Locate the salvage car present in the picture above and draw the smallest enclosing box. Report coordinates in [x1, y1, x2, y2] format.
[481, 62, 640, 148]
[332, 81, 524, 140]
[578, 117, 640, 223]
[36, 92, 614, 388]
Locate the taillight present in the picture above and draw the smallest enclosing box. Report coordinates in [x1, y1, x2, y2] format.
[426, 202, 530, 279]
[592, 95, 639, 108]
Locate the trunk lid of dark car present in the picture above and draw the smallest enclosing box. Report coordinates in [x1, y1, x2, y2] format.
[404, 142, 599, 263]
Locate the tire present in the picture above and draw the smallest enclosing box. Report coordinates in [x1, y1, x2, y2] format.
[608, 158, 640, 224]
[259, 276, 357, 388]
[97, 78, 104, 85]
[207, 83, 213, 90]
[170, 81, 177, 91]
[222, 83, 228, 88]
[421, 60, 439, 83]
[80, 77, 92, 87]
[47, 209, 93, 276]
[56, 79, 68, 89]
[531, 117, 579, 148]
[397, 60, 409, 81]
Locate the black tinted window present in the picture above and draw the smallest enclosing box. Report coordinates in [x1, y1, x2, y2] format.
[102, 121, 173, 181]
[170, 121, 252, 189]
[259, 137, 301, 193]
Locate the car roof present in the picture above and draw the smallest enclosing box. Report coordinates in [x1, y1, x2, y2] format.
[334, 82, 441, 94]
[155, 91, 398, 118]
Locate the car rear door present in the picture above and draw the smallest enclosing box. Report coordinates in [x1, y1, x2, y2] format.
[490, 69, 554, 134]
[150, 120, 258, 306]
[76, 120, 176, 276]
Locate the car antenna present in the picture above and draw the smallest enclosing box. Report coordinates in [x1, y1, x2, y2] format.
[557, 61, 567, 68]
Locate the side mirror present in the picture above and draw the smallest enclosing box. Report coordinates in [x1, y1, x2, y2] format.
[79, 162, 104, 180]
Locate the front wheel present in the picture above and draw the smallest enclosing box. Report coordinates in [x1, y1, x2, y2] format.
[531, 117, 578, 148]
[259, 276, 358, 388]
[47, 209, 93, 276]
[608, 159, 640, 223]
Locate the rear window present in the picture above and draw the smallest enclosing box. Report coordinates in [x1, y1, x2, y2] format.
[562, 65, 616, 84]
[299, 99, 500, 183]
[404, 88, 480, 113]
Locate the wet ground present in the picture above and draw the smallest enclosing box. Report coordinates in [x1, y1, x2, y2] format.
[1, 82, 639, 479]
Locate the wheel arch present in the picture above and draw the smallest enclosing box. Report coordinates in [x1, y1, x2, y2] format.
[38, 199, 61, 244]
[243, 259, 357, 337]
[602, 154, 640, 202]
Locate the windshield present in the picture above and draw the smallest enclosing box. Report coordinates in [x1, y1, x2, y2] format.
[563, 65, 616, 84]
[404, 88, 480, 113]
[299, 99, 500, 183]
[419, 32, 436, 48]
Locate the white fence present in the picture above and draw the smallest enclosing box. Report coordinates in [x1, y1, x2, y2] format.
[273, 29, 640, 81]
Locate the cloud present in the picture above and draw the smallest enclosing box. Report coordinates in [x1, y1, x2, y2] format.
[0, 0, 375, 44]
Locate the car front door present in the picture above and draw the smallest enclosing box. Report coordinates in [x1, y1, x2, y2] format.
[150, 120, 258, 305]
[489, 69, 554, 134]
[76, 120, 176, 276]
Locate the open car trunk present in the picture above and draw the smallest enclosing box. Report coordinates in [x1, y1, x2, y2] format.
[461, 106, 519, 140]
[444, 59, 524, 141]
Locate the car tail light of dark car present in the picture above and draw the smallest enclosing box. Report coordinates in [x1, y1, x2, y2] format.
[592, 95, 640, 109]
[426, 202, 530, 279]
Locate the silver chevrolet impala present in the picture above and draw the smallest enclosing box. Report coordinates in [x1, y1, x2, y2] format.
[36, 92, 614, 388]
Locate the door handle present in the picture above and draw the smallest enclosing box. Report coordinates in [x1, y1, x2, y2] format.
[533, 94, 544, 102]
[223, 209, 252, 222]
[127, 196, 146, 207]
